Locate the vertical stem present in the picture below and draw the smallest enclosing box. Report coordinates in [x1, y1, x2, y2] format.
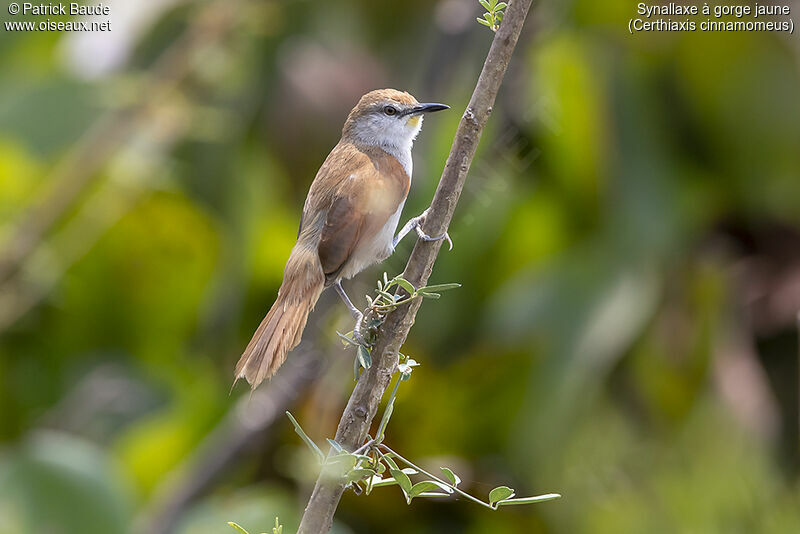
[375, 375, 402, 443]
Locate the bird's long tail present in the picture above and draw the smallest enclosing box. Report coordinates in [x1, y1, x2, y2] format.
[235, 245, 324, 389]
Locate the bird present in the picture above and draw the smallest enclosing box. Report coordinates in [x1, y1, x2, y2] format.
[235, 88, 450, 389]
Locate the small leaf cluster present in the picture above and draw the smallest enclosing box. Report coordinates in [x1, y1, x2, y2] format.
[284, 358, 560, 511]
[477, 0, 507, 32]
[367, 272, 461, 312]
[228, 517, 282, 534]
[338, 273, 460, 377]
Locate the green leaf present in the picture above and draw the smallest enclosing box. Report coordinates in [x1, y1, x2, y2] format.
[357, 346, 372, 369]
[228, 522, 250, 534]
[419, 492, 451, 498]
[497, 493, 562, 506]
[425, 479, 454, 494]
[337, 331, 359, 346]
[383, 455, 399, 471]
[477, 17, 492, 26]
[417, 291, 441, 299]
[326, 453, 358, 475]
[377, 289, 396, 301]
[285, 412, 325, 463]
[495, 2, 507, 10]
[479, 0, 492, 11]
[408, 481, 444, 500]
[489, 486, 516, 505]
[419, 283, 461, 292]
[379, 456, 417, 471]
[326, 451, 356, 463]
[440, 467, 461, 487]
[326, 439, 344, 453]
[389, 469, 413, 493]
[346, 468, 376, 483]
[273, 516, 283, 534]
[395, 277, 416, 295]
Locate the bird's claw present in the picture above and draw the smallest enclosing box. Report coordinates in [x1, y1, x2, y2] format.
[414, 225, 454, 251]
[410, 209, 454, 251]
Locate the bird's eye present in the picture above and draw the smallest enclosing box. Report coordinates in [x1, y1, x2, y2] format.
[383, 105, 398, 116]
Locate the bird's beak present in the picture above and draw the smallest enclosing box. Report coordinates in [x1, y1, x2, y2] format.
[403, 103, 450, 116]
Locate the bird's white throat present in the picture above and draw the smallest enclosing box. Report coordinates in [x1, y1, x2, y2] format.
[349, 114, 423, 178]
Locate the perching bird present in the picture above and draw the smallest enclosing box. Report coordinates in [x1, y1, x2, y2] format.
[235, 89, 450, 388]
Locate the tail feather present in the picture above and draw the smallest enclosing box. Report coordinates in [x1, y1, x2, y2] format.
[235, 246, 324, 389]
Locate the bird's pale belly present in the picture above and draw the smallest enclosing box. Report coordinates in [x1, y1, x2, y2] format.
[339, 201, 405, 280]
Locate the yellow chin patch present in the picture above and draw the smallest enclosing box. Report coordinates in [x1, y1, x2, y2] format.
[406, 115, 421, 128]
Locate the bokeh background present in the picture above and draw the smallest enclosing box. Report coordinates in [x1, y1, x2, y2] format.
[2, 0, 800, 532]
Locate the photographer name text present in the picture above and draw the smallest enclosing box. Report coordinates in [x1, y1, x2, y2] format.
[5, 2, 111, 32]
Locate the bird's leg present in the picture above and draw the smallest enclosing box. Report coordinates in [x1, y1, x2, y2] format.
[334, 281, 367, 345]
[334, 281, 361, 319]
[392, 217, 418, 249]
[392, 208, 453, 250]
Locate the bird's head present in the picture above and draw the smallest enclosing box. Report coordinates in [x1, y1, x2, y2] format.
[342, 89, 448, 152]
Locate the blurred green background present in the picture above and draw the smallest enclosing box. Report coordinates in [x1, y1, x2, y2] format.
[2, 0, 800, 532]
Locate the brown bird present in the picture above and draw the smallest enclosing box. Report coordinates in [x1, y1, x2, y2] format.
[235, 89, 450, 388]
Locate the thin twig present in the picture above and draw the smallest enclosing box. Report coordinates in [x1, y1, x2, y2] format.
[374, 375, 402, 443]
[352, 439, 375, 457]
[376, 444, 495, 510]
[296, 1, 534, 532]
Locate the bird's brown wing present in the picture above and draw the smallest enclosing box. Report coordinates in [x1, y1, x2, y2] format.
[318, 192, 364, 282]
[313, 143, 410, 284]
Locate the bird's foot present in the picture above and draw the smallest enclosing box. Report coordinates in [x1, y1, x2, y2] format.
[410, 209, 453, 250]
[335, 281, 370, 345]
[352, 310, 368, 346]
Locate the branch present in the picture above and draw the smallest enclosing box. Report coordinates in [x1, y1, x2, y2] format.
[296, 1, 534, 532]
